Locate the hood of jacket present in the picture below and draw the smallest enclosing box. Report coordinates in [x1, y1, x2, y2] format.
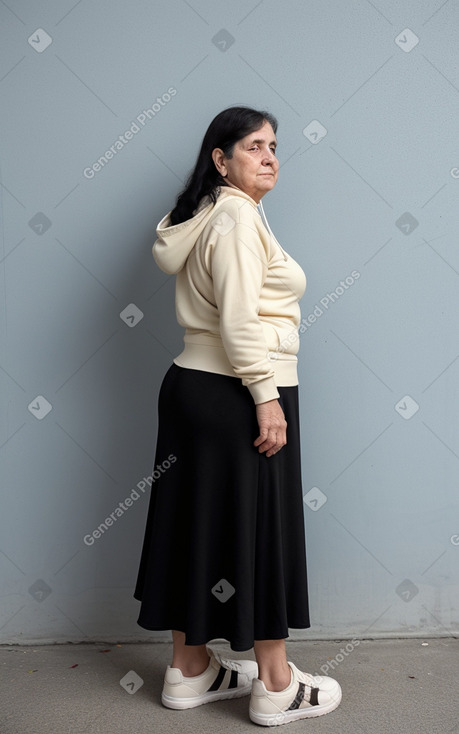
[152, 185, 259, 274]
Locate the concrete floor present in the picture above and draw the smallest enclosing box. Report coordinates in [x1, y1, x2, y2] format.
[1, 638, 458, 734]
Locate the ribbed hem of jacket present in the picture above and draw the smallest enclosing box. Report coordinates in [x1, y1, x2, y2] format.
[172, 340, 299, 405]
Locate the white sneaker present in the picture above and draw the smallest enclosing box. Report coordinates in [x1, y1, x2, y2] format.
[161, 647, 258, 710]
[249, 661, 342, 726]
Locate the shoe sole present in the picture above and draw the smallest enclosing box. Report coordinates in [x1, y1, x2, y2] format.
[162, 683, 253, 710]
[249, 687, 342, 726]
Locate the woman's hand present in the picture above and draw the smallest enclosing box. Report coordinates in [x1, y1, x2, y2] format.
[254, 399, 287, 457]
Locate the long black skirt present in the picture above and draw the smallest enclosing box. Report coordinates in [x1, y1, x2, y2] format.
[133, 363, 310, 651]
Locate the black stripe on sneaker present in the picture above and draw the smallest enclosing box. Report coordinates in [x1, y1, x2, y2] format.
[287, 682, 305, 710]
[207, 664, 226, 691]
[228, 669, 238, 689]
[310, 687, 320, 706]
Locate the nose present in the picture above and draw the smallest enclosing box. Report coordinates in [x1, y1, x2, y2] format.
[262, 148, 276, 165]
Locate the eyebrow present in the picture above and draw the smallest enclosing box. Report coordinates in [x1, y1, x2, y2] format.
[248, 138, 277, 146]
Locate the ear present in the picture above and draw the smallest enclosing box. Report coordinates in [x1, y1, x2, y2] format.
[212, 148, 227, 177]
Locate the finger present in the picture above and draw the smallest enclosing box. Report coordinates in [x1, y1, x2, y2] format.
[267, 439, 287, 457]
[253, 428, 269, 447]
[265, 433, 288, 456]
[256, 431, 279, 453]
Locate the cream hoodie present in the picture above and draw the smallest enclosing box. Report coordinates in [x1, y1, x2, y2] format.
[152, 184, 306, 404]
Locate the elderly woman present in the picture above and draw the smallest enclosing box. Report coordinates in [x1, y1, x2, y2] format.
[133, 106, 341, 726]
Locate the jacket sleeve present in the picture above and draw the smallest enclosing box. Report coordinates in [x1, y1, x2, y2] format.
[208, 217, 280, 405]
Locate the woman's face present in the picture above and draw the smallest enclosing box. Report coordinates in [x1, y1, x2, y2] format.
[212, 121, 279, 203]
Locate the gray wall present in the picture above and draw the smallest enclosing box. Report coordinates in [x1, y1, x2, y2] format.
[1, 0, 458, 644]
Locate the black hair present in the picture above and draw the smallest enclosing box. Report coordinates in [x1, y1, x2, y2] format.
[169, 106, 278, 225]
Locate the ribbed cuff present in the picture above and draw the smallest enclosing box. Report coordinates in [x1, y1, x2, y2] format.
[247, 376, 280, 405]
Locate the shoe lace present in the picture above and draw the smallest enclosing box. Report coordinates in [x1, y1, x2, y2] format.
[296, 668, 317, 687]
[212, 650, 241, 672]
